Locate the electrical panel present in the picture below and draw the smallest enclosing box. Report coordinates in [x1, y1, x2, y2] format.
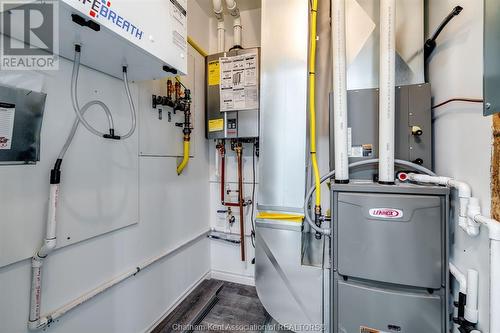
[331, 182, 449, 333]
[206, 48, 260, 139]
[0, 84, 46, 164]
[330, 83, 432, 180]
[0, 0, 187, 80]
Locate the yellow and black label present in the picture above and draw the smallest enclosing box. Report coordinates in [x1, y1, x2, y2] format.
[208, 118, 224, 132]
[208, 60, 220, 86]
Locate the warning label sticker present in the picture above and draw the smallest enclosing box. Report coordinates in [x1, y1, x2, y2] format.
[219, 52, 259, 112]
[0, 102, 15, 150]
[208, 118, 224, 132]
[208, 61, 220, 86]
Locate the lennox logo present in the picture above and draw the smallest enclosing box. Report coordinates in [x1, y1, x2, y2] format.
[369, 208, 403, 219]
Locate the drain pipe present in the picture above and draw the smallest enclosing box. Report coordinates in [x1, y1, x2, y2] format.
[467, 203, 500, 333]
[213, 0, 225, 52]
[224, 0, 242, 49]
[406, 174, 500, 332]
[378, 0, 396, 184]
[332, 0, 349, 183]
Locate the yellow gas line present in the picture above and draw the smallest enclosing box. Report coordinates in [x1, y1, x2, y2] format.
[309, 0, 322, 214]
[188, 36, 208, 58]
[176, 139, 190, 175]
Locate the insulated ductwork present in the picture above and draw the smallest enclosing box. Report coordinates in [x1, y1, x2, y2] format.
[378, 0, 396, 184]
[225, 0, 242, 48]
[332, 0, 349, 183]
[213, 0, 225, 52]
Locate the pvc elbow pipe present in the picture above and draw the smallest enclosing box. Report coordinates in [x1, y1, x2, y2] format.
[378, 0, 396, 184]
[176, 141, 190, 175]
[213, 0, 224, 20]
[449, 262, 467, 294]
[224, 0, 240, 17]
[332, 0, 349, 182]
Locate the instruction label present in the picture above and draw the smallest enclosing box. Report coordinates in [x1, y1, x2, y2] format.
[208, 118, 224, 132]
[0, 102, 15, 150]
[170, 0, 187, 51]
[347, 128, 373, 158]
[208, 61, 220, 86]
[219, 51, 259, 112]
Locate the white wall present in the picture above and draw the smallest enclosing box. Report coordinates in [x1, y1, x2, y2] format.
[427, 1, 491, 332]
[0, 1, 213, 332]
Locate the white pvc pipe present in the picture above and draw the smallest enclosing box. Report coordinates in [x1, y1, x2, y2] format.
[224, 0, 241, 48]
[378, 0, 396, 183]
[407, 174, 477, 235]
[465, 269, 479, 324]
[28, 230, 208, 330]
[213, 0, 225, 52]
[233, 16, 242, 47]
[332, 0, 349, 182]
[449, 262, 467, 294]
[217, 21, 226, 53]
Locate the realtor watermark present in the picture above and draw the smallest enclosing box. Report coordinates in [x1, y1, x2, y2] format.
[1, 0, 59, 70]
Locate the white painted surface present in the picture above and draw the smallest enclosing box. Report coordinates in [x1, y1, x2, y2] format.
[0, 1, 213, 332]
[0, 50, 140, 267]
[427, 1, 491, 332]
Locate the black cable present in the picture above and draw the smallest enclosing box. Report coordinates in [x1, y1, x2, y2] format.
[424, 6, 463, 61]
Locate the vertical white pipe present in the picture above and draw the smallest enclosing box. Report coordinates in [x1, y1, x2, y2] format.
[490, 239, 500, 333]
[233, 16, 242, 47]
[332, 0, 349, 182]
[465, 269, 479, 324]
[217, 21, 226, 53]
[29, 260, 42, 325]
[449, 262, 467, 294]
[225, 0, 241, 48]
[213, 0, 225, 53]
[378, 0, 396, 184]
[45, 184, 59, 240]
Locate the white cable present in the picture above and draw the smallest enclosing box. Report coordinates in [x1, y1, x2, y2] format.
[303, 159, 436, 235]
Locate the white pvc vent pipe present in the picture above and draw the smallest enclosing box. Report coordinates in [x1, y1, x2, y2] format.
[225, 0, 241, 48]
[213, 0, 225, 52]
[332, 0, 349, 182]
[378, 0, 396, 183]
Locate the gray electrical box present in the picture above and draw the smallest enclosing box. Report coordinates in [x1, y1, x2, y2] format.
[330, 84, 432, 179]
[205, 48, 260, 139]
[0, 84, 46, 164]
[331, 182, 449, 333]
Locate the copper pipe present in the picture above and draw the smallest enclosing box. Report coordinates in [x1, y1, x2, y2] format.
[235, 144, 245, 262]
[218, 141, 242, 207]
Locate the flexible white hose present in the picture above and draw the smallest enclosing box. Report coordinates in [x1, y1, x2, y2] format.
[71, 50, 114, 137]
[303, 159, 436, 235]
[378, 0, 396, 183]
[71, 48, 137, 140]
[120, 69, 137, 140]
[332, 0, 349, 182]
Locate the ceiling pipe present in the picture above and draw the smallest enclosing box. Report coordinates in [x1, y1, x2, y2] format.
[224, 0, 242, 49]
[213, 0, 225, 52]
[332, 0, 349, 183]
[378, 0, 396, 184]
